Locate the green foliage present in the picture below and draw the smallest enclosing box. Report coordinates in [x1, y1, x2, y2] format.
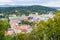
[5, 35, 12, 40]
[0, 20, 11, 40]
[31, 11, 60, 40]
[0, 5, 56, 15]
[56, 11, 60, 16]
[0, 20, 7, 40]
[16, 33, 31, 40]
[54, 11, 60, 34]
[21, 20, 35, 26]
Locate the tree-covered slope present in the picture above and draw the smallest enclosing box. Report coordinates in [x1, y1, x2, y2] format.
[0, 5, 56, 15]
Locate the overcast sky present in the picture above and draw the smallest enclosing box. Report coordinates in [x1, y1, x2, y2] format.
[0, 0, 60, 7]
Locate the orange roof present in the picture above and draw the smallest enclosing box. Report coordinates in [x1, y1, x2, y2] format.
[15, 25, 29, 30]
[9, 20, 17, 27]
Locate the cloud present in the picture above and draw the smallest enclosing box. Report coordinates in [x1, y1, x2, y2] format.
[0, 0, 60, 7]
[40, 1, 60, 7]
[0, 0, 12, 3]
[0, 0, 13, 5]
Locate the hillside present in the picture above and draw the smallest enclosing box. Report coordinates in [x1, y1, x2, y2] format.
[0, 5, 56, 15]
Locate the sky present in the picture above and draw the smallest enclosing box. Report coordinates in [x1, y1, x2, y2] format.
[0, 0, 60, 7]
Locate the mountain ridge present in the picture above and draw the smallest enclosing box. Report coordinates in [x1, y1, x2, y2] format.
[0, 5, 57, 15]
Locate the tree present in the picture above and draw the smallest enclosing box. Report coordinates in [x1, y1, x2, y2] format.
[21, 20, 35, 26]
[0, 20, 6, 40]
[47, 18, 57, 40]
[53, 11, 60, 40]
[0, 20, 9, 40]
[16, 33, 30, 40]
[33, 20, 48, 40]
[5, 35, 12, 40]
[33, 17, 59, 40]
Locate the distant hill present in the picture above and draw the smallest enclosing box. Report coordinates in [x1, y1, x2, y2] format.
[54, 7, 60, 10]
[0, 5, 57, 15]
[50, 7, 60, 10]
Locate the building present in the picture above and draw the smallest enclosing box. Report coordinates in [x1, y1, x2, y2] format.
[9, 20, 32, 34]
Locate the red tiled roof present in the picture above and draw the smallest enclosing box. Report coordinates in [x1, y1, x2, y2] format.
[15, 25, 28, 30]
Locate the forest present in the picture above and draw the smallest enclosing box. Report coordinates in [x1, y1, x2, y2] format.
[0, 5, 56, 15]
